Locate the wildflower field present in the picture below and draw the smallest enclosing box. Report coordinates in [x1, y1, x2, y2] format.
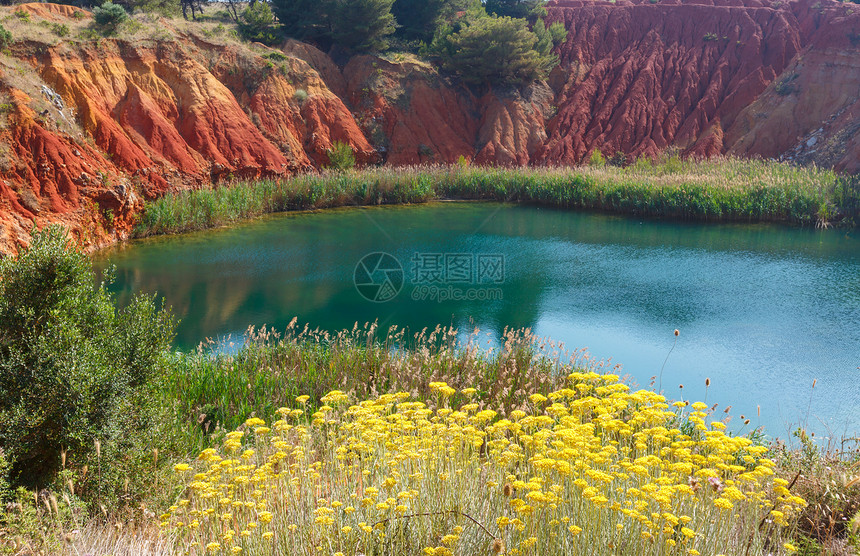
[163, 375, 805, 556]
[2, 228, 859, 556]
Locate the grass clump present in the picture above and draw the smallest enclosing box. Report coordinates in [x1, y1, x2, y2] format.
[136, 160, 857, 238]
[161, 376, 806, 555]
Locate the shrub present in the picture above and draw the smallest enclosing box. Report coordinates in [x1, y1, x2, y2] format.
[0, 24, 11, 50]
[51, 23, 70, 37]
[0, 226, 174, 492]
[93, 2, 128, 35]
[589, 148, 606, 167]
[608, 150, 628, 167]
[293, 88, 309, 102]
[326, 140, 356, 171]
[238, 1, 281, 45]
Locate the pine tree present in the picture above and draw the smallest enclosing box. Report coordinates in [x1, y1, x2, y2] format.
[270, 0, 333, 41]
[331, 0, 397, 52]
[435, 15, 558, 86]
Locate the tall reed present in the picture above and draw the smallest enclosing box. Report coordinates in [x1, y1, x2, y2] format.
[135, 160, 855, 237]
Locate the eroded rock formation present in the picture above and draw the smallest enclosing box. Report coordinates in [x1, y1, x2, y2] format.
[0, 0, 857, 253]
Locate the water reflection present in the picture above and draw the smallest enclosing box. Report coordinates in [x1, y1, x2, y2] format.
[95, 203, 860, 440]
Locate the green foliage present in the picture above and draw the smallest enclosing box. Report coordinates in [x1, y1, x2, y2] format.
[50, 22, 70, 37]
[0, 226, 174, 492]
[13, 9, 31, 23]
[135, 161, 851, 237]
[485, 0, 546, 20]
[434, 15, 559, 85]
[238, 2, 280, 45]
[264, 51, 288, 62]
[270, 0, 332, 41]
[0, 450, 11, 501]
[532, 17, 566, 61]
[392, 0, 448, 42]
[589, 149, 606, 167]
[130, 0, 181, 17]
[0, 24, 11, 50]
[293, 88, 308, 102]
[165, 324, 564, 434]
[392, 0, 483, 42]
[331, 0, 397, 52]
[326, 140, 356, 171]
[547, 19, 567, 44]
[608, 150, 628, 167]
[93, 2, 128, 35]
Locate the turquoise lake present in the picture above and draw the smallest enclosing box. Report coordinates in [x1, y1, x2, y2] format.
[94, 202, 860, 441]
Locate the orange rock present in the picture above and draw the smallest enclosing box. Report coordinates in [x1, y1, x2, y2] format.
[1, 0, 859, 254]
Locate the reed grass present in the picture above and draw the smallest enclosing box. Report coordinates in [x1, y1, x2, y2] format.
[135, 159, 857, 237]
[165, 320, 604, 436]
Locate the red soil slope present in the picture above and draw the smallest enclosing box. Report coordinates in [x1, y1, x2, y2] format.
[539, 0, 858, 165]
[0, 0, 857, 253]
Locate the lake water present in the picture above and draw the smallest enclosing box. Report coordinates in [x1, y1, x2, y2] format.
[94, 203, 860, 441]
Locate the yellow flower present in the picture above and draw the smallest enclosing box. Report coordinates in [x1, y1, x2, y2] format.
[529, 393, 548, 405]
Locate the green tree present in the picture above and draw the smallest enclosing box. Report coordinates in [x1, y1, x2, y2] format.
[92, 1, 127, 34]
[270, 0, 332, 41]
[0, 226, 174, 491]
[434, 15, 558, 86]
[392, 0, 446, 42]
[238, 1, 281, 45]
[392, 0, 482, 42]
[484, 0, 546, 20]
[531, 17, 566, 61]
[332, 0, 397, 52]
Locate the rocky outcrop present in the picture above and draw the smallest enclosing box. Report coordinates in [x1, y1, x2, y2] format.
[0, 0, 858, 253]
[538, 0, 857, 166]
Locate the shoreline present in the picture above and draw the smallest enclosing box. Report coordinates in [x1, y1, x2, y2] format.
[131, 162, 859, 242]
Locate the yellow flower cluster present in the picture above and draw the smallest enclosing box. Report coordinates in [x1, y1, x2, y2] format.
[163, 374, 804, 555]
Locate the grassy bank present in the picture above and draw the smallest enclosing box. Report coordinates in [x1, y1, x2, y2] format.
[135, 159, 859, 237]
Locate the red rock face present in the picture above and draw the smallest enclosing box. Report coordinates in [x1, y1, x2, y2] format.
[0, 0, 858, 253]
[539, 0, 803, 163]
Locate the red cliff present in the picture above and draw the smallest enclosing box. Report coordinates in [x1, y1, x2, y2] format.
[0, 0, 857, 253]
